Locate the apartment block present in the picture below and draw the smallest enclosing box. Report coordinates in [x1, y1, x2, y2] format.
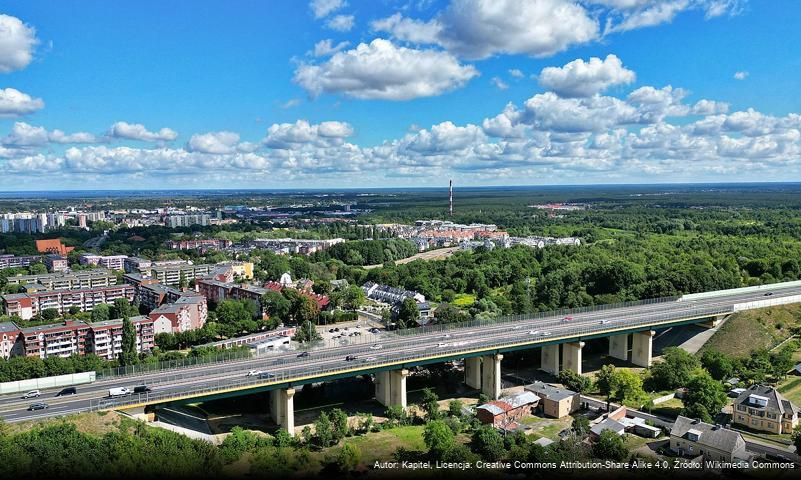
[79, 253, 128, 271]
[19, 320, 92, 358]
[87, 315, 157, 360]
[44, 254, 69, 272]
[5, 269, 117, 290]
[148, 294, 207, 333]
[149, 263, 213, 286]
[1, 284, 135, 320]
[0, 254, 43, 269]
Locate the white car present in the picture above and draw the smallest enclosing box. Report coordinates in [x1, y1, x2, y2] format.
[512, 325, 522, 330]
[599, 319, 610, 325]
[370, 344, 382, 350]
[441, 334, 451, 339]
[436, 342, 448, 348]
[246, 370, 263, 377]
[540, 331, 551, 337]
[21, 390, 40, 399]
[528, 330, 540, 336]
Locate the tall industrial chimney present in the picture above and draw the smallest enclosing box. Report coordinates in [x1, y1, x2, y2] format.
[449, 179, 453, 216]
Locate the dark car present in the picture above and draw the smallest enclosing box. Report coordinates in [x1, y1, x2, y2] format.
[133, 385, 151, 394]
[764, 292, 774, 296]
[55, 387, 77, 397]
[297, 351, 310, 358]
[28, 402, 48, 411]
[345, 355, 357, 361]
[258, 372, 276, 379]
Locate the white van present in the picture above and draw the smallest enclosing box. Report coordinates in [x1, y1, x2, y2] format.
[108, 387, 131, 397]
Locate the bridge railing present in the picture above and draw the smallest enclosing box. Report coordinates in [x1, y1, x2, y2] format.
[89, 303, 733, 412]
[390, 295, 680, 338]
[96, 347, 255, 379]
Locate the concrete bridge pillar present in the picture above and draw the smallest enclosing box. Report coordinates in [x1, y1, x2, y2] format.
[481, 354, 503, 400]
[464, 357, 482, 390]
[540, 344, 560, 375]
[270, 388, 296, 435]
[375, 369, 409, 408]
[608, 334, 629, 361]
[562, 342, 584, 375]
[700, 314, 728, 329]
[631, 330, 655, 367]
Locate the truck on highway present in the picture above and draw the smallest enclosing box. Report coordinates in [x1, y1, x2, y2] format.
[108, 387, 131, 397]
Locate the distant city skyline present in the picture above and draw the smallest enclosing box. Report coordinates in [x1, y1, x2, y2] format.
[1, 0, 800, 190]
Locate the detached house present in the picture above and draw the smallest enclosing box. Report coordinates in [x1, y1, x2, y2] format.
[733, 384, 799, 434]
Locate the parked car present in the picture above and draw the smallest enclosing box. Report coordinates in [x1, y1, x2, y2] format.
[55, 387, 77, 397]
[21, 390, 40, 399]
[28, 402, 48, 411]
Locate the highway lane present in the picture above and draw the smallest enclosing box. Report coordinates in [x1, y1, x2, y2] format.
[3, 282, 801, 422]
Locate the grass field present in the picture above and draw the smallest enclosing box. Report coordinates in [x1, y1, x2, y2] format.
[4, 411, 124, 436]
[778, 376, 801, 406]
[700, 304, 801, 357]
[453, 293, 476, 307]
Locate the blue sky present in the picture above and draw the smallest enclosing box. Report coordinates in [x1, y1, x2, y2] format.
[0, 0, 800, 190]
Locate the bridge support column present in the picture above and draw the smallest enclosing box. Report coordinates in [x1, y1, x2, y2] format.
[540, 345, 560, 375]
[700, 314, 728, 329]
[631, 331, 655, 367]
[562, 342, 584, 375]
[375, 369, 409, 408]
[481, 354, 503, 400]
[270, 388, 295, 435]
[464, 357, 482, 390]
[119, 406, 154, 422]
[608, 334, 629, 361]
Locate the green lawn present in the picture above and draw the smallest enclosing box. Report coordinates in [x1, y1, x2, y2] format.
[778, 376, 801, 406]
[337, 425, 427, 463]
[700, 304, 801, 357]
[453, 294, 476, 307]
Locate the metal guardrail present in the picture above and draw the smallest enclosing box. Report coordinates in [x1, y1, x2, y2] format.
[90, 302, 734, 411]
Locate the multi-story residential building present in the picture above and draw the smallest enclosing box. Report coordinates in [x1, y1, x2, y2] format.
[165, 239, 233, 251]
[149, 263, 213, 286]
[195, 278, 267, 305]
[1, 284, 135, 320]
[87, 315, 157, 360]
[732, 384, 799, 434]
[249, 238, 345, 255]
[44, 254, 69, 272]
[148, 295, 207, 333]
[78, 253, 128, 271]
[0, 322, 22, 359]
[124, 256, 152, 273]
[137, 283, 184, 311]
[19, 320, 92, 358]
[166, 214, 211, 228]
[670, 416, 749, 462]
[5, 269, 117, 290]
[0, 254, 43, 269]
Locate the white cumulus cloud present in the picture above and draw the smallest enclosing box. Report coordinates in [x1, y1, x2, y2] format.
[0, 14, 38, 73]
[326, 14, 355, 32]
[107, 121, 178, 142]
[538, 54, 636, 97]
[310, 0, 346, 19]
[0, 88, 44, 117]
[186, 131, 241, 154]
[293, 39, 478, 101]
